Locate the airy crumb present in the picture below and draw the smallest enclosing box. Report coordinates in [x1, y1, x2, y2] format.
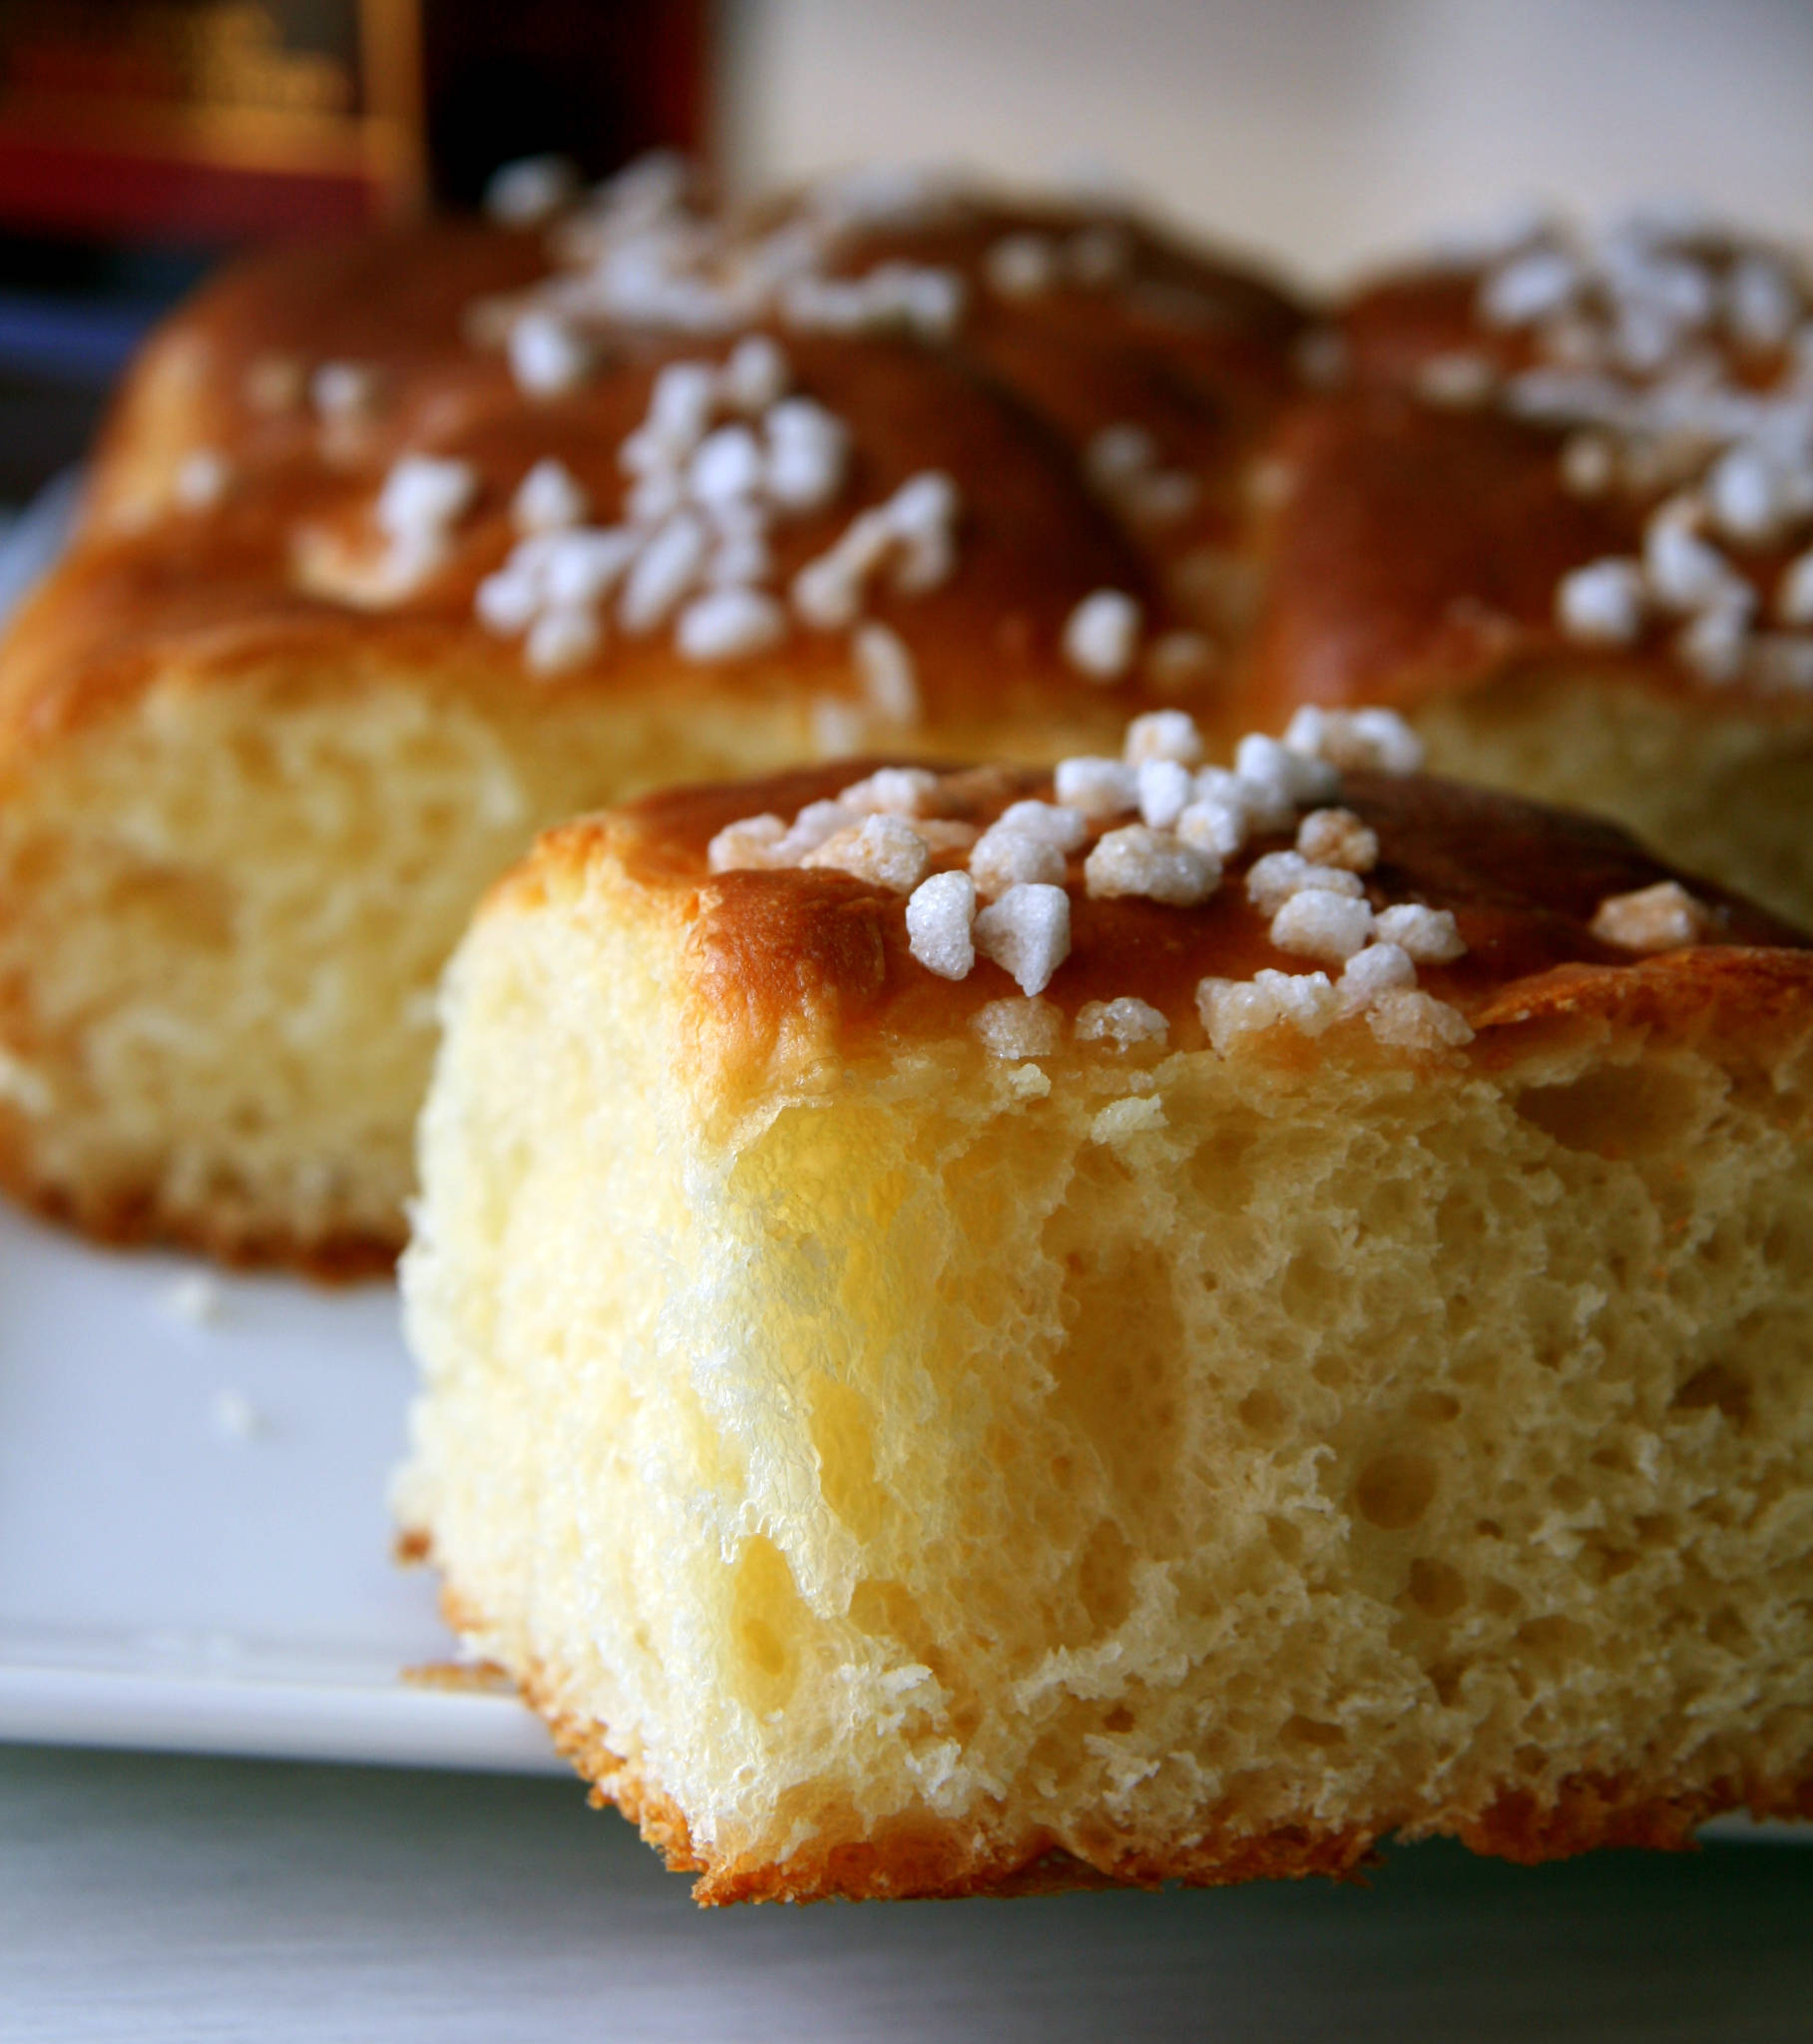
[1590, 879, 1710, 952]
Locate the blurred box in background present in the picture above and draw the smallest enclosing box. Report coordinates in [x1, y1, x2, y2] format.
[0, 0, 705, 497]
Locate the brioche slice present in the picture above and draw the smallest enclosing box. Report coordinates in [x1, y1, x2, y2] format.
[1241, 212, 1813, 927]
[399, 708, 1813, 1903]
[0, 162, 1313, 1269]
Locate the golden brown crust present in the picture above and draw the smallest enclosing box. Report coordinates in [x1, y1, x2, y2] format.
[0, 1125, 398, 1280]
[1243, 392, 1637, 714]
[795, 191, 1307, 556]
[428, 1563, 1810, 1904]
[3, 195, 1312, 767]
[512, 757, 1813, 1099]
[1240, 391, 1806, 723]
[1227, 247, 1813, 730]
[0, 329, 1156, 764]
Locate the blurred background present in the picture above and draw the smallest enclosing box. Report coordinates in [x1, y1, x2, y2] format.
[0, 0, 1809, 493]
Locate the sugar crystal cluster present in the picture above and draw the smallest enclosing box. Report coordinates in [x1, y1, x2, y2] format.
[707, 706, 1497, 1055]
[1442, 210, 1813, 694]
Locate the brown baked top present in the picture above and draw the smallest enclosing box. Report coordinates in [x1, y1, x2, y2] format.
[18, 177, 1813, 772]
[520, 708, 1813, 1092]
[1239, 217, 1813, 718]
[1, 167, 1318, 758]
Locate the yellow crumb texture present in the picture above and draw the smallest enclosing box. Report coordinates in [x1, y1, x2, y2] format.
[400, 849, 1813, 1901]
[0, 670, 860, 1263]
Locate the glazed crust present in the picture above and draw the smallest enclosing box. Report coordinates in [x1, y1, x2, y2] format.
[511, 755, 1813, 1103]
[1, 194, 1310, 766]
[1228, 249, 1813, 728]
[1241, 389, 1808, 721]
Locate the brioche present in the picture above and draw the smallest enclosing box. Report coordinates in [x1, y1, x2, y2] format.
[398, 707, 1813, 1902]
[1240, 211, 1813, 928]
[0, 165, 1306, 1268]
[13, 169, 1813, 1270]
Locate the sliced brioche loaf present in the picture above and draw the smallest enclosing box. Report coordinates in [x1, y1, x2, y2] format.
[399, 711, 1813, 1901]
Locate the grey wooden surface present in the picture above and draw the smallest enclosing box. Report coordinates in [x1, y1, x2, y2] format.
[3, 1744, 1810, 2042]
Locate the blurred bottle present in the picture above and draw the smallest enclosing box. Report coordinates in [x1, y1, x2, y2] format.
[0, 0, 707, 493]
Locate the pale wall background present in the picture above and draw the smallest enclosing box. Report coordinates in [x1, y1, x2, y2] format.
[716, 0, 1813, 284]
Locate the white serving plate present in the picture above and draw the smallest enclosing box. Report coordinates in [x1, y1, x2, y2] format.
[0, 1201, 561, 1774]
[0, 477, 548, 1774]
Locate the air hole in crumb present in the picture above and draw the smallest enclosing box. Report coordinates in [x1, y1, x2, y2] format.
[1237, 1387, 1289, 1437]
[1517, 1616, 1590, 1668]
[1282, 1715, 1346, 1750]
[1074, 1517, 1135, 1635]
[1514, 1064, 1697, 1159]
[1671, 1361, 1752, 1425]
[729, 1535, 803, 1709]
[1406, 1389, 1462, 1423]
[1266, 1515, 1304, 1563]
[1407, 1557, 1468, 1618]
[1103, 1704, 1135, 1735]
[1429, 1660, 1467, 1707]
[1707, 1607, 1753, 1655]
[1592, 1545, 1640, 1582]
[1354, 1451, 1438, 1530]
[1514, 1744, 1549, 1779]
